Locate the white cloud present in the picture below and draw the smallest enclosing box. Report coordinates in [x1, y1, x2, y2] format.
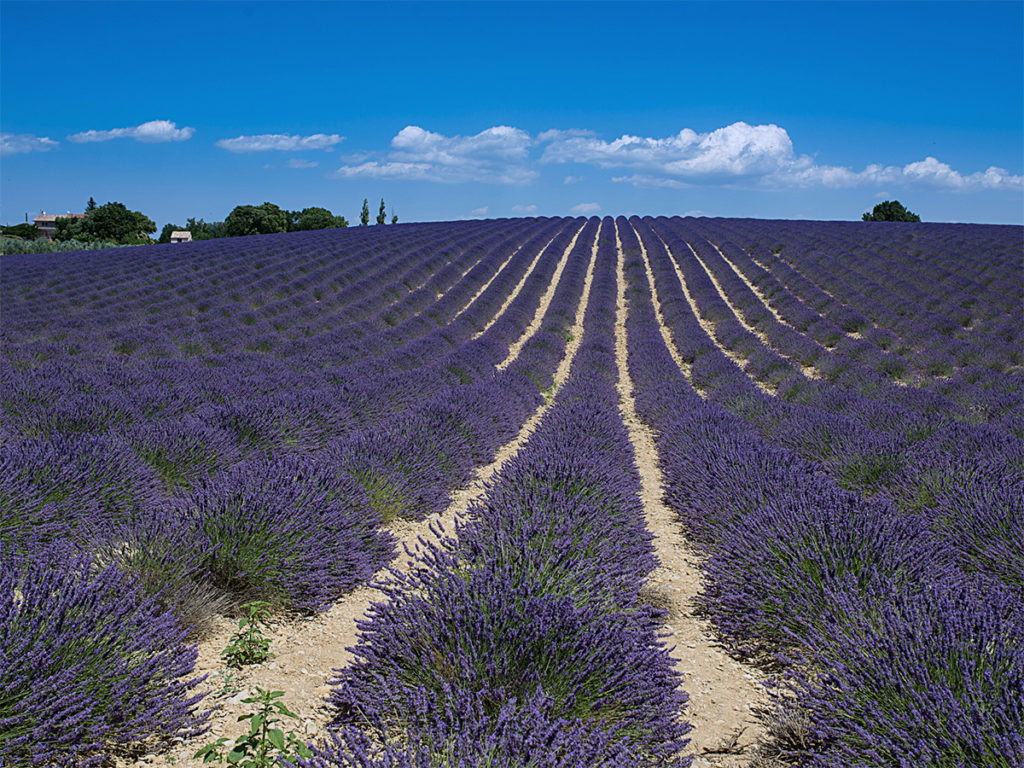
[612, 174, 688, 189]
[683, 209, 706, 217]
[781, 156, 1023, 191]
[216, 133, 344, 152]
[571, 202, 601, 215]
[335, 125, 536, 184]
[334, 161, 433, 180]
[326, 121, 1020, 194]
[541, 123, 1022, 192]
[511, 204, 538, 213]
[287, 158, 319, 169]
[542, 122, 796, 179]
[470, 206, 489, 217]
[68, 119, 194, 143]
[1, 133, 58, 156]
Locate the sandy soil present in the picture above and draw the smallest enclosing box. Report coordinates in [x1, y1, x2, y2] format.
[497, 221, 587, 368]
[751, 247, 879, 341]
[614, 223, 768, 767]
[123, 223, 599, 768]
[681, 238, 817, 389]
[448, 245, 520, 316]
[471, 225, 571, 341]
[707, 242, 824, 380]
[647, 227, 772, 396]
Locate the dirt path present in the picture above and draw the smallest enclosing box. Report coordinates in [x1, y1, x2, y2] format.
[648, 227, 771, 395]
[709, 244, 821, 343]
[614, 222, 768, 767]
[125, 223, 599, 768]
[449, 243, 522, 316]
[472, 224, 576, 340]
[700, 240, 822, 380]
[497, 221, 587, 368]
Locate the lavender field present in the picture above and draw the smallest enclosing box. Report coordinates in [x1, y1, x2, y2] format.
[1, 216, 1022, 767]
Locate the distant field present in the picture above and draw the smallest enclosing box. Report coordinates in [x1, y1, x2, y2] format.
[2, 216, 1021, 767]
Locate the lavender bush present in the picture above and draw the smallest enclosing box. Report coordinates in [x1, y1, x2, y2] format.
[0, 550, 207, 766]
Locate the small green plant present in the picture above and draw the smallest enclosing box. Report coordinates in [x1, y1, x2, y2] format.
[194, 687, 312, 766]
[211, 670, 243, 698]
[222, 601, 274, 669]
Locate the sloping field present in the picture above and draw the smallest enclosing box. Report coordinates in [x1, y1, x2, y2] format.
[2, 216, 1021, 767]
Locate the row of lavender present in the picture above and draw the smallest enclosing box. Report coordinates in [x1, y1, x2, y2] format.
[0, 219, 597, 765]
[2, 215, 570, 547]
[661, 217, 1021, 432]
[645, 217, 1023, 515]
[1, 219, 528, 445]
[622, 217, 1022, 765]
[303, 218, 690, 767]
[692, 217, 1022, 430]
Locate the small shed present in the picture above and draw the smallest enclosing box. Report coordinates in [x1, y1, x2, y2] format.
[170, 231, 192, 243]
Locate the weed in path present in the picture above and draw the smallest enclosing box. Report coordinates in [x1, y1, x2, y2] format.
[222, 601, 274, 669]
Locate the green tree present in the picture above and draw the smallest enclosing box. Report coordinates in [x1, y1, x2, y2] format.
[862, 200, 921, 222]
[186, 217, 227, 240]
[87, 202, 157, 243]
[376, 198, 387, 225]
[391, 213, 398, 225]
[54, 217, 87, 242]
[225, 203, 289, 237]
[334, 214, 349, 228]
[360, 198, 370, 226]
[1, 223, 40, 239]
[56, 202, 155, 244]
[86, 196, 97, 212]
[292, 206, 338, 231]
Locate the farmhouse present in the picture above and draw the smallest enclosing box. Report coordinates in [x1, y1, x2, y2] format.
[170, 230, 192, 243]
[32, 211, 85, 240]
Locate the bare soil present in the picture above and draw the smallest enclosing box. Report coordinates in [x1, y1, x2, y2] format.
[122, 223, 599, 768]
[614, 222, 769, 767]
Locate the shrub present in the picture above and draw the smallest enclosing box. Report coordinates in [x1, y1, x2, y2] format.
[0, 550, 207, 766]
[784, 577, 1024, 767]
[180, 455, 394, 612]
[327, 551, 689, 766]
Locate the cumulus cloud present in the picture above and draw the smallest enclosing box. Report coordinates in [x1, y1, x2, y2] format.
[1, 133, 58, 156]
[542, 122, 796, 180]
[511, 204, 538, 213]
[216, 133, 344, 152]
[612, 174, 688, 189]
[542, 122, 1023, 192]
[470, 206, 489, 217]
[571, 202, 601, 214]
[68, 119, 194, 143]
[287, 158, 319, 169]
[335, 125, 536, 184]
[327, 121, 1020, 193]
[781, 156, 1023, 191]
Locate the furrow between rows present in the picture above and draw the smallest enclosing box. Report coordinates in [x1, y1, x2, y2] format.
[126, 221, 599, 766]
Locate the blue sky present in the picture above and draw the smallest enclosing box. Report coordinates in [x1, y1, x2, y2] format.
[2, 1, 1022, 226]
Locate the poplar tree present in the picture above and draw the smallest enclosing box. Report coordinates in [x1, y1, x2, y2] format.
[360, 199, 370, 226]
[376, 198, 387, 225]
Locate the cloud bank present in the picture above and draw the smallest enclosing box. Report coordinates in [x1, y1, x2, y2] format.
[335, 125, 536, 184]
[1, 133, 58, 156]
[216, 133, 344, 152]
[332, 121, 1020, 192]
[68, 120, 194, 143]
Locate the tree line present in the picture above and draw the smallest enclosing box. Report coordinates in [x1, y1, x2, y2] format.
[165, 198, 398, 242]
[2, 197, 399, 246]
